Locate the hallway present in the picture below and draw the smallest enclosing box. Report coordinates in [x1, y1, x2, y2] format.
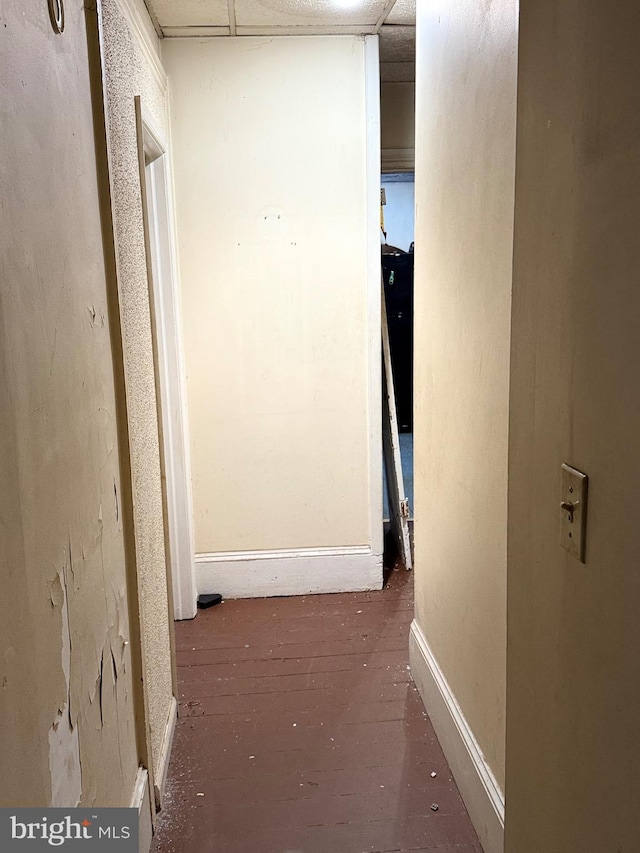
[153, 570, 482, 853]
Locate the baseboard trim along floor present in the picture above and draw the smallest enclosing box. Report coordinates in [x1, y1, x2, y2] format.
[154, 696, 177, 809]
[131, 767, 153, 853]
[195, 545, 383, 598]
[409, 619, 505, 853]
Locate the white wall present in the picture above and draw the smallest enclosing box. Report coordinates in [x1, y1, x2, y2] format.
[506, 2, 640, 850]
[163, 36, 382, 596]
[410, 2, 518, 851]
[381, 177, 415, 252]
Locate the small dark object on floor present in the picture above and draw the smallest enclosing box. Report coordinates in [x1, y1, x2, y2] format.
[197, 593, 222, 609]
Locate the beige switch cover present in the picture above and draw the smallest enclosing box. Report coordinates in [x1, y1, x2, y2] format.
[561, 463, 588, 562]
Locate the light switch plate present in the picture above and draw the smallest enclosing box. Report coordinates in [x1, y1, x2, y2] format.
[561, 463, 588, 562]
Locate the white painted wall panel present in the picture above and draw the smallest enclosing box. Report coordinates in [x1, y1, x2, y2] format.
[413, 0, 518, 797]
[164, 36, 374, 557]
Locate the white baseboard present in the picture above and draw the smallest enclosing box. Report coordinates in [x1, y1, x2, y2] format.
[154, 696, 177, 809]
[409, 620, 505, 853]
[131, 767, 153, 853]
[195, 545, 383, 599]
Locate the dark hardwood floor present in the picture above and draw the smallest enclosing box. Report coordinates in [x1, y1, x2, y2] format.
[152, 568, 483, 853]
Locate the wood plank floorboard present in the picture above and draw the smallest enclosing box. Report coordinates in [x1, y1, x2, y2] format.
[152, 569, 483, 853]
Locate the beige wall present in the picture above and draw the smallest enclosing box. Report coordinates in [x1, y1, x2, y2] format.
[381, 82, 415, 171]
[100, 0, 174, 778]
[0, 0, 139, 807]
[164, 36, 374, 556]
[413, 0, 518, 794]
[505, 2, 640, 849]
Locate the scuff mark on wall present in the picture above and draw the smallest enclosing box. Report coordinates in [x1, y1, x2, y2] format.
[50, 327, 58, 377]
[48, 561, 82, 807]
[49, 573, 64, 609]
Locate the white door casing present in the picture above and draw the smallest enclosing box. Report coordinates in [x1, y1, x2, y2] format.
[136, 98, 198, 620]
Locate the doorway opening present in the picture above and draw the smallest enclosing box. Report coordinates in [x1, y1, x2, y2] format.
[135, 97, 198, 622]
[381, 172, 415, 570]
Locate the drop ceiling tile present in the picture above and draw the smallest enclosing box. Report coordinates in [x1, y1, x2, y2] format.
[148, 0, 230, 27]
[234, 0, 387, 29]
[385, 0, 415, 25]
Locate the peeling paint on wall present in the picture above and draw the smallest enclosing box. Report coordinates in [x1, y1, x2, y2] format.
[1, 0, 141, 808]
[48, 565, 82, 807]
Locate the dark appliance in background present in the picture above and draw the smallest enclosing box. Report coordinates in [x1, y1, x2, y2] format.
[382, 251, 413, 432]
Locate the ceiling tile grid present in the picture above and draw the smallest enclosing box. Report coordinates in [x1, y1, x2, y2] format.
[385, 0, 415, 25]
[234, 0, 385, 28]
[146, 0, 414, 34]
[150, 0, 230, 27]
[145, 0, 415, 80]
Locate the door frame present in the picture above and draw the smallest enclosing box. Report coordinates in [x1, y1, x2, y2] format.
[135, 98, 198, 621]
[365, 34, 385, 569]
